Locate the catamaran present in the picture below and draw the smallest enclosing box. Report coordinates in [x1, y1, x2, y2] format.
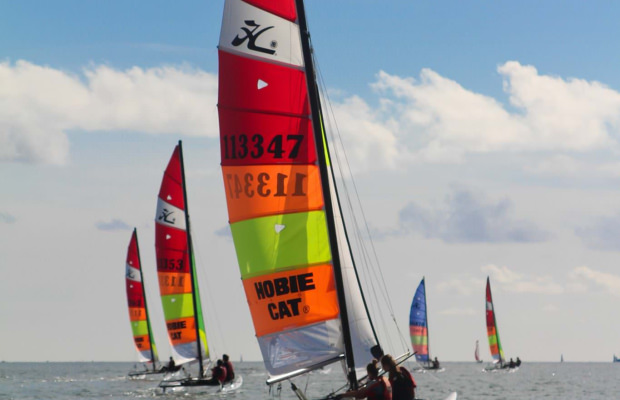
[474, 340, 483, 363]
[125, 228, 162, 379]
[217, 1, 455, 399]
[410, 277, 442, 371]
[155, 142, 242, 392]
[485, 277, 518, 371]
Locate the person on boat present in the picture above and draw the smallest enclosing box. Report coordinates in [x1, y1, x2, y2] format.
[336, 360, 391, 400]
[380, 354, 415, 400]
[222, 354, 235, 382]
[432, 357, 440, 369]
[515, 357, 521, 367]
[164, 356, 176, 372]
[203, 359, 227, 386]
[509, 358, 515, 368]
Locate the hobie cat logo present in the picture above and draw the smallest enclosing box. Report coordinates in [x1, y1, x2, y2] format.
[232, 20, 276, 55]
[158, 208, 176, 224]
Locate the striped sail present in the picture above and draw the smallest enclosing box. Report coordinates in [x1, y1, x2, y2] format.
[155, 143, 208, 366]
[410, 278, 429, 363]
[486, 277, 504, 363]
[218, 0, 379, 381]
[126, 228, 159, 364]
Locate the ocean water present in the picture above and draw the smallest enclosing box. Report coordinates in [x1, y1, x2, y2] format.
[1, 361, 620, 400]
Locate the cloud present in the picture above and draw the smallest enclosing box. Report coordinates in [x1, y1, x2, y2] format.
[436, 277, 485, 296]
[6, 59, 620, 170]
[0, 60, 218, 164]
[570, 266, 620, 296]
[439, 307, 476, 316]
[482, 264, 564, 294]
[388, 187, 548, 243]
[575, 214, 620, 251]
[370, 62, 620, 164]
[95, 219, 131, 231]
[0, 212, 16, 224]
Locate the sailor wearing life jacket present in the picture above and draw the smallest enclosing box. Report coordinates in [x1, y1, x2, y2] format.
[335, 360, 392, 400]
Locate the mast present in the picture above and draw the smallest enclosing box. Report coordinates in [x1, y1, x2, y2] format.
[422, 277, 430, 366]
[134, 228, 157, 371]
[177, 140, 204, 378]
[295, 0, 357, 388]
[487, 276, 502, 364]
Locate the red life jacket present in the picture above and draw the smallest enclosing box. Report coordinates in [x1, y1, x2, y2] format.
[366, 376, 392, 400]
[212, 365, 227, 383]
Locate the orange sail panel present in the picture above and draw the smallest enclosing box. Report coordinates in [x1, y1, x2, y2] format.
[155, 144, 208, 364]
[125, 229, 158, 364]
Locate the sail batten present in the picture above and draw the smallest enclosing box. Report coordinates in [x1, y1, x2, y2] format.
[218, 0, 379, 384]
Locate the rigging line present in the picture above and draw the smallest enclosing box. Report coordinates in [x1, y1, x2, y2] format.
[190, 226, 229, 358]
[314, 62, 408, 353]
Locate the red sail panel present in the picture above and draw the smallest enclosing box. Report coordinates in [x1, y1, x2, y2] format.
[219, 107, 316, 166]
[243, 0, 297, 21]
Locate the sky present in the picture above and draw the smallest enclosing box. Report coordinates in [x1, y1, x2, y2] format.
[3, 0, 620, 363]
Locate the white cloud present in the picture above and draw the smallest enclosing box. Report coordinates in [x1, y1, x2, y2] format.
[0, 60, 218, 164]
[570, 266, 620, 296]
[95, 218, 132, 231]
[386, 187, 549, 243]
[576, 214, 620, 251]
[369, 62, 620, 164]
[439, 307, 476, 316]
[482, 264, 564, 294]
[6, 59, 620, 170]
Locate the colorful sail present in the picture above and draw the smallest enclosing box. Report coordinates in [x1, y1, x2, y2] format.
[218, 0, 379, 382]
[410, 278, 429, 363]
[125, 228, 159, 365]
[485, 277, 504, 363]
[155, 142, 208, 366]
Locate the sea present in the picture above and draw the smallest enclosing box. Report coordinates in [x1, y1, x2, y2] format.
[1, 361, 620, 400]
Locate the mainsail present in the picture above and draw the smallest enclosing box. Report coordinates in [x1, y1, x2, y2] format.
[218, 0, 381, 387]
[485, 277, 504, 364]
[155, 142, 208, 374]
[410, 278, 429, 364]
[475, 340, 481, 362]
[125, 228, 159, 367]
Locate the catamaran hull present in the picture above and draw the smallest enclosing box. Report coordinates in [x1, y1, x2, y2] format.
[159, 375, 243, 393]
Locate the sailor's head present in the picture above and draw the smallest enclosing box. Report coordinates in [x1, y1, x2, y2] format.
[223, 354, 229, 362]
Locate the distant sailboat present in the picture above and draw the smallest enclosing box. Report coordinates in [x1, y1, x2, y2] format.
[125, 228, 162, 379]
[613, 355, 619, 363]
[475, 340, 483, 363]
[560, 354, 564, 363]
[485, 277, 519, 370]
[410, 277, 442, 370]
[155, 142, 242, 392]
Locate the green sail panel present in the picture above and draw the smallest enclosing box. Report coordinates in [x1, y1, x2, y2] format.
[231, 210, 331, 279]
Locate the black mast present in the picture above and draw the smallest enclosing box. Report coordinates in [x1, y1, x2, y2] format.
[295, 0, 358, 389]
[134, 228, 157, 371]
[178, 140, 205, 378]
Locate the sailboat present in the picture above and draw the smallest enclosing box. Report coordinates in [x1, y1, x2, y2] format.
[485, 277, 518, 370]
[613, 355, 619, 363]
[474, 340, 483, 363]
[218, 2, 455, 399]
[410, 277, 442, 371]
[155, 141, 242, 391]
[125, 228, 162, 379]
